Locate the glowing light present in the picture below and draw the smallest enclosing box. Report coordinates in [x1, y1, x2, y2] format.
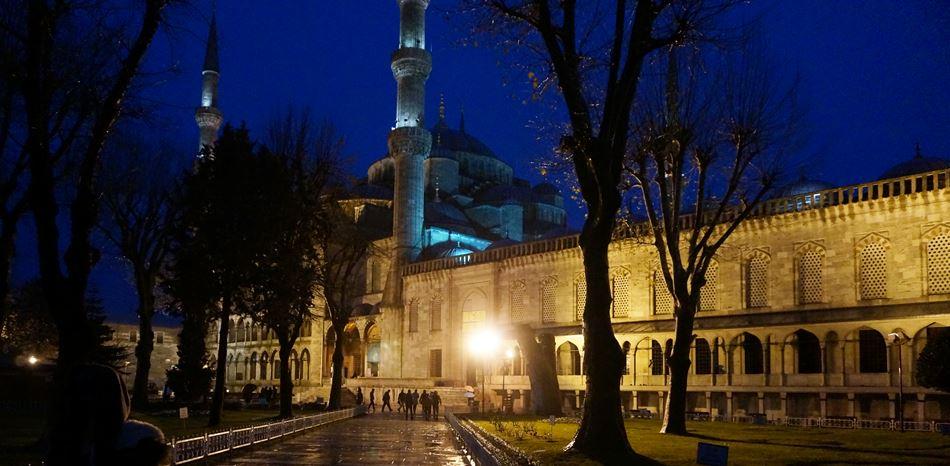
[28, 355, 38, 365]
[467, 327, 500, 357]
[505, 348, 515, 359]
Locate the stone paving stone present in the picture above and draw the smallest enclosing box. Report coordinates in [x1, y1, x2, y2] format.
[215, 412, 472, 465]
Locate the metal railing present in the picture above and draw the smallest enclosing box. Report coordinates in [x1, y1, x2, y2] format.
[170, 407, 364, 464]
[779, 417, 950, 432]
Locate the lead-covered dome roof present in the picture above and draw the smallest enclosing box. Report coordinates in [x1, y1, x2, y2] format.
[431, 120, 497, 158]
[879, 151, 950, 180]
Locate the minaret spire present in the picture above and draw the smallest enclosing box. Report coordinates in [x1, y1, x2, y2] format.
[438, 93, 446, 123]
[383, 0, 432, 308]
[195, 3, 223, 155]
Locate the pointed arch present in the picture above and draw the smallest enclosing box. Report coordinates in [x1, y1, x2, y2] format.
[540, 276, 558, 323]
[923, 224, 950, 295]
[700, 260, 720, 311]
[745, 249, 771, 308]
[795, 241, 826, 304]
[610, 267, 632, 318]
[573, 272, 586, 321]
[694, 338, 712, 374]
[557, 341, 581, 375]
[509, 280, 527, 322]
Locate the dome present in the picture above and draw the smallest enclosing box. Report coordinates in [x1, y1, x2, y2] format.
[778, 177, 834, 197]
[487, 238, 520, 250]
[475, 184, 533, 205]
[430, 120, 497, 158]
[425, 201, 476, 234]
[348, 183, 393, 200]
[879, 151, 950, 180]
[418, 241, 477, 260]
[532, 182, 559, 196]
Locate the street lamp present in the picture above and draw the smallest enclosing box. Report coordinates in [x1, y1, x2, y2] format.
[502, 348, 515, 414]
[467, 327, 500, 413]
[27, 355, 38, 366]
[888, 332, 905, 432]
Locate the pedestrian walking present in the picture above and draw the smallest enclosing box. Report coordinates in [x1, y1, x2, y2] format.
[398, 389, 406, 414]
[410, 389, 419, 420]
[356, 387, 364, 406]
[369, 388, 377, 412]
[432, 390, 441, 417]
[382, 389, 393, 412]
[420, 390, 431, 420]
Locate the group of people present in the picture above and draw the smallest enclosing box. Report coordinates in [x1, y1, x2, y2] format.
[353, 387, 442, 421]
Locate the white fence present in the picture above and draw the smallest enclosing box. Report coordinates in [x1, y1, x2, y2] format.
[782, 417, 950, 432]
[170, 407, 364, 464]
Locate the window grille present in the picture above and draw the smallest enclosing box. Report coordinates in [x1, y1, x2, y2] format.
[574, 278, 586, 321]
[746, 255, 769, 308]
[654, 271, 674, 315]
[927, 234, 950, 294]
[700, 262, 719, 311]
[430, 296, 442, 331]
[695, 339, 711, 375]
[541, 277, 557, 323]
[611, 270, 631, 318]
[859, 243, 888, 299]
[510, 281, 527, 322]
[798, 250, 823, 304]
[408, 300, 419, 333]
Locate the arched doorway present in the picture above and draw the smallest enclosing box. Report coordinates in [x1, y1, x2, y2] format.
[343, 323, 362, 378]
[365, 322, 381, 377]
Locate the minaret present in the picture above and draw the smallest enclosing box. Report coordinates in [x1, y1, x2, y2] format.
[383, 0, 432, 306]
[195, 10, 222, 154]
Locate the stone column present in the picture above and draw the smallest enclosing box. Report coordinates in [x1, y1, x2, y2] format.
[847, 392, 856, 418]
[757, 392, 765, 415]
[917, 393, 926, 422]
[780, 392, 788, 418]
[725, 392, 733, 418]
[887, 393, 896, 419]
[705, 391, 712, 413]
[819, 392, 827, 417]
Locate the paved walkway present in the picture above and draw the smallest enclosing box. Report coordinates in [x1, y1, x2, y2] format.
[215, 412, 472, 465]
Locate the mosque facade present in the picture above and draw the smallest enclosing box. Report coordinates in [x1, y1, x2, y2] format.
[206, 1, 950, 421]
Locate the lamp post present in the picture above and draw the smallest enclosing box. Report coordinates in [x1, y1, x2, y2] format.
[502, 348, 514, 414]
[888, 332, 905, 432]
[467, 327, 500, 414]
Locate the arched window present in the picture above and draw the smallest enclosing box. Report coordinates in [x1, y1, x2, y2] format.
[741, 333, 764, 374]
[859, 243, 888, 299]
[557, 342, 581, 376]
[746, 253, 770, 308]
[290, 350, 300, 380]
[250, 353, 258, 380]
[653, 270, 674, 315]
[300, 349, 311, 380]
[228, 320, 236, 343]
[300, 319, 312, 338]
[695, 338, 711, 375]
[236, 320, 246, 343]
[622, 341, 631, 375]
[926, 232, 950, 295]
[235, 354, 244, 381]
[794, 330, 821, 374]
[611, 268, 631, 318]
[408, 299, 419, 333]
[510, 281, 527, 322]
[700, 261, 719, 311]
[430, 296, 442, 331]
[858, 330, 887, 373]
[260, 352, 268, 380]
[797, 247, 824, 304]
[251, 324, 259, 342]
[511, 346, 524, 376]
[541, 276, 557, 323]
[650, 341, 664, 375]
[272, 350, 280, 380]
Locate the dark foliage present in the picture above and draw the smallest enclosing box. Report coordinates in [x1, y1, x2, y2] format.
[916, 330, 950, 393]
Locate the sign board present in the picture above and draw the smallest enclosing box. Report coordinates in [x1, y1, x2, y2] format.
[179, 407, 189, 420]
[696, 442, 728, 466]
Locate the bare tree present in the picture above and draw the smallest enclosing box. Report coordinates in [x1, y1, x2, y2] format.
[321, 205, 378, 410]
[247, 110, 342, 419]
[461, 1, 744, 460]
[99, 137, 179, 409]
[17, 0, 174, 461]
[623, 49, 798, 434]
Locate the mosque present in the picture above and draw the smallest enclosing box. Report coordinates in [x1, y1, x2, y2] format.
[204, 1, 950, 421]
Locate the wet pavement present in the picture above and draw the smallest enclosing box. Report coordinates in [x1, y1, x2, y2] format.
[215, 412, 472, 465]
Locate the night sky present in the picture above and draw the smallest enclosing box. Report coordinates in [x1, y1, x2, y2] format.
[14, 1, 949, 323]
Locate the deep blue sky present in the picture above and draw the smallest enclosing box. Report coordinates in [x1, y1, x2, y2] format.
[15, 1, 949, 323]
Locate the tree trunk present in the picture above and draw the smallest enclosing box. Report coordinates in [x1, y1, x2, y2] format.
[661, 302, 697, 435]
[327, 325, 345, 410]
[131, 275, 156, 409]
[208, 294, 231, 427]
[0, 221, 17, 347]
[566, 204, 636, 463]
[278, 340, 294, 418]
[514, 326, 561, 416]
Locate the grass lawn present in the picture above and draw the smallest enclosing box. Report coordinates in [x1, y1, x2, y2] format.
[0, 408, 284, 465]
[471, 416, 950, 465]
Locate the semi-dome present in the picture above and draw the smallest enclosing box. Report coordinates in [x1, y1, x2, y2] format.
[532, 182, 559, 196]
[425, 201, 476, 234]
[418, 241, 477, 260]
[779, 177, 834, 197]
[879, 150, 950, 180]
[431, 120, 497, 158]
